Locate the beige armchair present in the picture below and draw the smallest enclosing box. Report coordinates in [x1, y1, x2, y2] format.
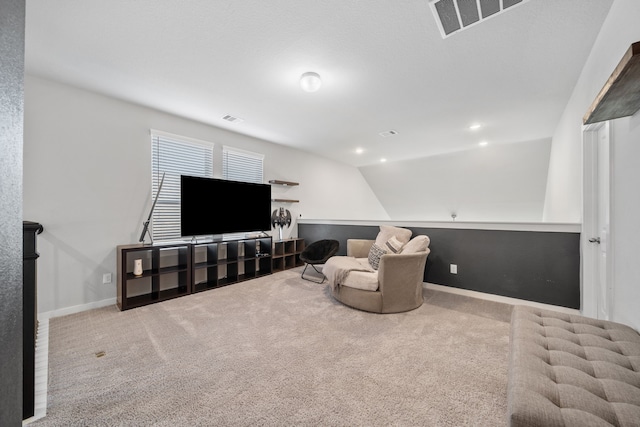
[329, 238, 430, 313]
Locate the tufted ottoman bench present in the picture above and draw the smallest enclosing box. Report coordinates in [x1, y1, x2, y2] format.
[507, 305, 640, 426]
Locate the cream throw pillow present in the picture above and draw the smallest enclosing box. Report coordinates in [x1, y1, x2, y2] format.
[400, 235, 430, 254]
[374, 225, 412, 247]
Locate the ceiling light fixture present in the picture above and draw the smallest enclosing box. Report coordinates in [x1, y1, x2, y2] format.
[479, 141, 488, 147]
[469, 123, 482, 131]
[380, 158, 387, 163]
[355, 148, 364, 154]
[299, 72, 322, 92]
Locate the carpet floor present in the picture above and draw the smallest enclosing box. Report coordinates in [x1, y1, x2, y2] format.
[32, 267, 513, 426]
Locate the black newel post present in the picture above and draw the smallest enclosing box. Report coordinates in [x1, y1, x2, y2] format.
[23, 221, 43, 420]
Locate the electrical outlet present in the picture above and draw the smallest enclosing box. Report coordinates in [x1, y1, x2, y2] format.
[103, 273, 112, 284]
[450, 264, 457, 274]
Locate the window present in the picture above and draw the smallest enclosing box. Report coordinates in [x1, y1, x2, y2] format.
[150, 131, 214, 242]
[222, 146, 264, 184]
[222, 146, 266, 239]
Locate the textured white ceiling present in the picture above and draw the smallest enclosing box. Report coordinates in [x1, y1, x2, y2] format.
[25, 0, 613, 167]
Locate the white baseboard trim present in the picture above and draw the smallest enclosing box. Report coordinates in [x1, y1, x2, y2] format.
[38, 297, 117, 320]
[425, 283, 581, 315]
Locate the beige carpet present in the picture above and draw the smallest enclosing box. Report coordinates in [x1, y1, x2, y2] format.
[32, 268, 513, 426]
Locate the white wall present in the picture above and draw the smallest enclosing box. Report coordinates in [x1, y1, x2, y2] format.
[24, 75, 389, 314]
[543, 0, 640, 330]
[359, 138, 551, 222]
[543, 104, 584, 222]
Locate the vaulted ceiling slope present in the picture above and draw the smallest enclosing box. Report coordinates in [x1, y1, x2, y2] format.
[25, 0, 613, 167]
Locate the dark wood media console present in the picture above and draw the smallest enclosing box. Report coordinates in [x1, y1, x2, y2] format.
[117, 236, 273, 310]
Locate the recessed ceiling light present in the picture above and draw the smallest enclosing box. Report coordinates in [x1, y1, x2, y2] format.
[355, 147, 364, 154]
[380, 158, 387, 163]
[479, 141, 489, 147]
[379, 130, 398, 138]
[469, 123, 482, 131]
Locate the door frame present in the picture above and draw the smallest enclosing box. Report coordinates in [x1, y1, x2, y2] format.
[582, 121, 614, 319]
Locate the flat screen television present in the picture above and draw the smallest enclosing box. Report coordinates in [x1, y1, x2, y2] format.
[180, 175, 272, 237]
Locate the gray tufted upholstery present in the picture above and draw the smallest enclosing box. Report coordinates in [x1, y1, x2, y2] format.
[508, 305, 640, 427]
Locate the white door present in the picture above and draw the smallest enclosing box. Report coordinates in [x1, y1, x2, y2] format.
[582, 121, 612, 320]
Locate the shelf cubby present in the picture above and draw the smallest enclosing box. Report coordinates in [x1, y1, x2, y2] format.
[117, 242, 191, 311]
[271, 238, 305, 272]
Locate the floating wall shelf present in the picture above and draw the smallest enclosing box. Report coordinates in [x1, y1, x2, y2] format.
[584, 41, 640, 125]
[268, 180, 299, 186]
[272, 198, 299, 203]
[269, 179, 299, 203]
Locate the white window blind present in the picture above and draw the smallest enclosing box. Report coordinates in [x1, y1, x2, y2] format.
[151, 132, 214, 241]
[222, 146, 266, 239]
[222, 146, 264, 184]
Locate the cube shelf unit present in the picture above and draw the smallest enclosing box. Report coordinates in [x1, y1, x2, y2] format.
[117, 236, 272, 310]
[117, 242, 191, 311]
[272, 238, 305, 272]
[192, 237, 272, 293]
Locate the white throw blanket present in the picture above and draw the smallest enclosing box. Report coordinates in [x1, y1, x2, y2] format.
[323, 256, 374, 290]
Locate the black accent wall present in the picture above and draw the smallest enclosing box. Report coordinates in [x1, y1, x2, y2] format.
[299, 223, 580, 309]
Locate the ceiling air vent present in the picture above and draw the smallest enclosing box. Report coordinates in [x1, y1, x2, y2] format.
[429, 0, 529, 38]
[222, 114, 244, 124]
[379, 130, 399, 138]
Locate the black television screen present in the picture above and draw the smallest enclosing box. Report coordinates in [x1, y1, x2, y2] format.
[180, 175, 272, 237]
